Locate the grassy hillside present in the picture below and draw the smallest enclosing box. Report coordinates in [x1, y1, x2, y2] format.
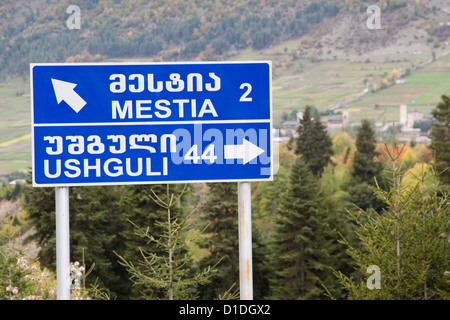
[347, 52, 450, 122]
[0, 77, 30, 176]
[234, 39, 449, 124]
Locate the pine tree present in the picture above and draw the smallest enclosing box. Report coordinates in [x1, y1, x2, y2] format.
[196, 183, 239, 299]
[118, 184, 169, 263]
[69, 185, 130, 299]
[266, 158, 347, 299]
[352, 119, 382, 184]
[197, 183, 269, 299]
[115, 184, 215, 300]
[335, 138, 450, 299]
[349, 119, 385, 212]
[430, 94, 450, 186]
[295, 106, 313, 154]
[295, 106, 333, 177]
[117, 184, 191, 299]
[252, 165, 289, 235]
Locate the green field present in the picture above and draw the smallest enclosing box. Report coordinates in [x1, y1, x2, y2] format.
[348, 57, 450, 122]
[0, 77, 31, 177]
[270, 59, 413, 121]
[268, 51, 449, 124]
[236, 38, 449, 124]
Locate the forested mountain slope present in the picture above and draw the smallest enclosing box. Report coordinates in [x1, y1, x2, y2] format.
[0, 0, 339, 77]
[1, 0, 448, 79]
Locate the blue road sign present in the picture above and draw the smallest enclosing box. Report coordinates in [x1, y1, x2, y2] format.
[30, 62, 272, 187]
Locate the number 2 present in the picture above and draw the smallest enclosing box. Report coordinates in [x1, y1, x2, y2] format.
[239, 83, 252, 102]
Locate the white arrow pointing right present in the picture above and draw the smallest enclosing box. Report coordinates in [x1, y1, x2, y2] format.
[224, 138, 264, 164]
[51, 78, 87, 113]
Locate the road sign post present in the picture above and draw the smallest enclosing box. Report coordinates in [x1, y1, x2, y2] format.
[55, 186, 70, 300]
[31, 61, 272, 299]
[238, 181, 253, 300]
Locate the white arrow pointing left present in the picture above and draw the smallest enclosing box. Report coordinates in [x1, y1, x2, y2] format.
[224, 138, 264, 164]
[51, 78, 87, 113]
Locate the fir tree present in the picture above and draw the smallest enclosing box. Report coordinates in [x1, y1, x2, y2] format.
[197, 183, 269, 299]
[252, 165, 289, 236]
[336, 138, 450, 299]
[196, 183, 239, 299]
[352, 119, 382, 184]
[118, 184, 169, 263]
[115, 184, 215, 300]
[266, 158, 347, 299]
[295, 106, 333, 177]
[430, 94, 450, 186]
[69, 185, 130, 299]
[349, 119, 384, 212]
[117, 184, 191, 299]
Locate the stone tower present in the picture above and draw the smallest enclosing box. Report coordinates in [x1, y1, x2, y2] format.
[399, 104, 407, 126]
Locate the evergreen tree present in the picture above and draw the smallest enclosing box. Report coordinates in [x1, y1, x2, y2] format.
[118, 184, 169, 263]
[430, 94, 450, 186]
[117, 184, 190, 299]
[295, 106, 333, 177]
[266, 158, 347, 299]
[295, 106, 313, 156]
[352, 119, 382, 184]
[349, 119, 385, 212]
[69, 185, 130, 299]
[115, 185, 215, 300]
[197, 183, 269, 299]
[336, 140, 450, 299]
[252, 165, 289, 236]
[196, 183, 239, 299]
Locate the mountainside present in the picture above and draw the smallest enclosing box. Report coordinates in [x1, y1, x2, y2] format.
[0, 0, 449, 177]
[0, 0, 341, 77]
[0, 0, 449, 78]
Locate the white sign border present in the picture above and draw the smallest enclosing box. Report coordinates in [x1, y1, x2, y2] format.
[30, 61, 273, 187]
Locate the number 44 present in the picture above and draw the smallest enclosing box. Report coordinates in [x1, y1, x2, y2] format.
[184, 144, 217, 164]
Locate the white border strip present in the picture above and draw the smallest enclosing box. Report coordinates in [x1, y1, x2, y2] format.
[30, 61, 271, 67]
[30, 61, 273, 186]
[32, 177, 273, 188]
[33, 119, 271, 127]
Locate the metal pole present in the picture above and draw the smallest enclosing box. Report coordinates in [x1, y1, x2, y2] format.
[238, 181, 253, 300]
[55, 186, 71, 300]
